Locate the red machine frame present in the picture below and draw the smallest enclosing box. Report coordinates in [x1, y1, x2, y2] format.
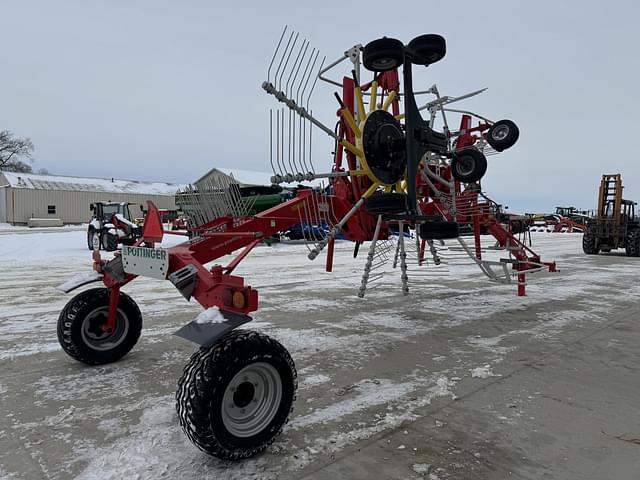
[90, 71, 555, 337]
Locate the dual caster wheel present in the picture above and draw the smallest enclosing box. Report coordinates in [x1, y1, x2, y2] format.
[58, 288, 296, 460]
[362, 34, 446, 72]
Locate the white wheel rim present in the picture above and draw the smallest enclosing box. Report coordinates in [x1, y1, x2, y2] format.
[221, 362, 282, 438]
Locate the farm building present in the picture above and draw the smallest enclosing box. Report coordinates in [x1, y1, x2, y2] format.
[194, 167, 323, 190]
[0, 171, 182, 225]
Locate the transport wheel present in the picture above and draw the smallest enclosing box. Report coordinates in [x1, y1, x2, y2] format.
[362, 37, 405, 72]
[486, 120, 519, 152]
[176, 330, 297, 460]
[625, 228, 640, 257]
[419, 220, 459, 240]
[451, 149, 487, 183]
[582, 225, 600, 254]
[101, 230, 118, 252]
[57, 288, 142, 365]
[87, 229, 98, 250]
[364, 192, 408, 215]
[406, 34, 446, 66]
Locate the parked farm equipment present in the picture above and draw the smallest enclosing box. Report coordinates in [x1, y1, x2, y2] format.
[87, 201, 141, 251]
[57, 31, 556, 460]
[583, 174, 639, 255]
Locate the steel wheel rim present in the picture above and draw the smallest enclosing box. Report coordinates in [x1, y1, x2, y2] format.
[456, 155, 476, 177]
[492, 125, 509, 141]
[81, 307, 129, 351]
[221, 362, 282, 438]
[371, 58, 396, 70]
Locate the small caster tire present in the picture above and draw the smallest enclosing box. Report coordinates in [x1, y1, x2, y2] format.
[57, 288, 142, 365]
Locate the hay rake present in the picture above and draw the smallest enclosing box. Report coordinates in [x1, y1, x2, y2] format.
[56, 29, 556, 460]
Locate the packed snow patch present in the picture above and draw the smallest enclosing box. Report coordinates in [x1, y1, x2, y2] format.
[471, 365, 498, 379]
[413, 463, 432, 474]
[194, 307, 226, 324]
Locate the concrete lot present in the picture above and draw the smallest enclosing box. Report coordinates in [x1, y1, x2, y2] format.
[0, 231, 639, 479]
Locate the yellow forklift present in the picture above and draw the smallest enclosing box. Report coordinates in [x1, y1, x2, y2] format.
[583, 174, 639, 255]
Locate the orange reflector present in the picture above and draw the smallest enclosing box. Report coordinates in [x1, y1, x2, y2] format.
[232, 291, 246, 310]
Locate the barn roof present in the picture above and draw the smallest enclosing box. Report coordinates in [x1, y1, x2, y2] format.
[0, 171, 182, 196]
[194, 167, 273, 187]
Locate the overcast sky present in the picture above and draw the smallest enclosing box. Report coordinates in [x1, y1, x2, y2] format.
[2, 0, 639, 212]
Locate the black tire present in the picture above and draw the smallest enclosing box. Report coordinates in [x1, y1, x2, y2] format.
[486, 120, 519, 152]
[364, 192, 408, 215]
[101, 230, 118, 252]
[511, 220, 530, 234]
[362, 37, 405, 72]
[419, 220, 459, 240]
[625, 229, 640, 257]
[87, 229, 97, 250]
[176, 330, 297, 460]
[406, 34, 446, 66]
[582, 225, 600, 255]
[57, 288, 142, 365]
[451, 149, 488, 183]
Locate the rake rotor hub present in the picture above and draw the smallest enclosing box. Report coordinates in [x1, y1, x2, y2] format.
[362, 110, 406, 185]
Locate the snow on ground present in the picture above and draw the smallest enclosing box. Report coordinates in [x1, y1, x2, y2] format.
[1, 229, 639, 479]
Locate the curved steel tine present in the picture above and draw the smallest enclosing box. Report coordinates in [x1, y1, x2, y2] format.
[286, 39, 308, 99]
[305, 56, 325, 110]
[287, 109, 295, 176]
[300, 51, 320, 110]
[296, 47, 316, 105]
[267, 26, 288, 84]
[275, 109, 284, 177]
[269, 109, 275, 178]
[308, 110, 314, 174]
[304, 55, 324, 175]
[274, 30, 296, 90]
[298, 111, 306, 175]
[276, 32, 299, 91]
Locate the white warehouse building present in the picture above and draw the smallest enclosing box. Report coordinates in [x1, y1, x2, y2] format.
[0, 171, 182, 225]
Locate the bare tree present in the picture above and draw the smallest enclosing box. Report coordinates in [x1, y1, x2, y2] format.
[0, 130, 34, 173]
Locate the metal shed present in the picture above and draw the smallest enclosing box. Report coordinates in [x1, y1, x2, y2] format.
[0, 172, 182, 225]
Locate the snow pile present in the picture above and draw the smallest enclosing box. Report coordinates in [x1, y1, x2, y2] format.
[194, 307, 226, 324]
[471, 365, 498, 379]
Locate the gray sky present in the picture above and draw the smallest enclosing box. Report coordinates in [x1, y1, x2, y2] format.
[2, 0, 639, 212]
